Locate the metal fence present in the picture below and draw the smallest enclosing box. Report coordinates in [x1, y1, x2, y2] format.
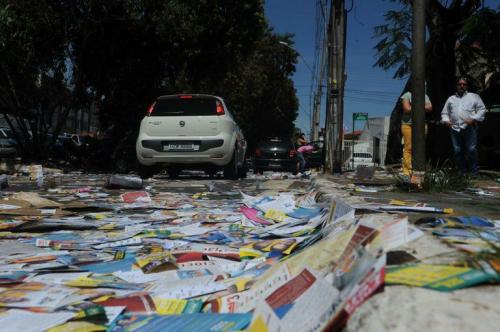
[342, 139, 377, 171]
[342, 140, 355, 171]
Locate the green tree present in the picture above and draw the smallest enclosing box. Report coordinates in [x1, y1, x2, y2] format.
[0, 0, 299, 168]
[68, 1, 267, 130]
[456, 8, 500, 106]
[0, 1, 81, 158]
[69, 1, 297, 167]
[218, 31, 299, 151]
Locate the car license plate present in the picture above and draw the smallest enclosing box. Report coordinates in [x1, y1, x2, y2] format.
[269, 163, 281, 167]
[163, 144, 199, 151]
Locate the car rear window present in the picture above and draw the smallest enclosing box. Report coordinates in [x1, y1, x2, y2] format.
[151, 97, 218, 116]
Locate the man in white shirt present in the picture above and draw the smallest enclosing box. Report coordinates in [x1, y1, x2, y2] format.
[441, 77, 486, 175]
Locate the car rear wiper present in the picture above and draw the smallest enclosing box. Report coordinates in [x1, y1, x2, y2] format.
[155, 111, 184, 115]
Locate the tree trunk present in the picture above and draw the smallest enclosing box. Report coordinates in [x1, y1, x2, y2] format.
[385, 80, 410, 165]
[424, 8, 459, 165]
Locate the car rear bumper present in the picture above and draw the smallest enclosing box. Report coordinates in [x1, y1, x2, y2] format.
[254, 158, 296, 172]
[136, 134, 233, 166]
[353, 163, 374, 168]
[141, 139, 223, 152]
[0, 147, 17, 156]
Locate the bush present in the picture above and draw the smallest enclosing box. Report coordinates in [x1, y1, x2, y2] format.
[394, 160, 473, 192]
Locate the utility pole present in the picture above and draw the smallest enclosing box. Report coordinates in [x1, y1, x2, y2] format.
[334, 0, 346, 173]
[411, 0, 426, 180]
[311, 83, 323, 141]
[324, 3, 334, 172]
[324, 0, 346, 173]
[311, 0, 328, 142]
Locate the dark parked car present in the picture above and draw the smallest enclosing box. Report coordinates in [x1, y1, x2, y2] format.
[305, 140, 324, 169]
[254, 138, 297, 174]
[0, 128, 17, 156]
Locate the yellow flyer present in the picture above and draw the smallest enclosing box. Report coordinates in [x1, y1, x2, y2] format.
[153, 298, 187, 314]
[264, 209, 287, 222]
[385, 264, 494, 291]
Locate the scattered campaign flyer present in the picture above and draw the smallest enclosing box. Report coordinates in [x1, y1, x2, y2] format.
[0, 309, 74, 332]
[385, 264, 499, 291]
[0, 283, 78, 310]
[0, 169, 492, 332]
[249, 268, 340, 332]
[108, 313, 252, 332]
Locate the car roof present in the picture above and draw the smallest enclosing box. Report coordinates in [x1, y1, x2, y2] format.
[156, 94, 222, 100]
[261, 137, 290, 141]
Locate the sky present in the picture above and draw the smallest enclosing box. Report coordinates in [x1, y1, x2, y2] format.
[264, 0, 500, 137]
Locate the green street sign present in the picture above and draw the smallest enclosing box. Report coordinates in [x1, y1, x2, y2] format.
[353, 113, 368, 121]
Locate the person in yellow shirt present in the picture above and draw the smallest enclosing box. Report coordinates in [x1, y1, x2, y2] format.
[400, 91, 433, 176]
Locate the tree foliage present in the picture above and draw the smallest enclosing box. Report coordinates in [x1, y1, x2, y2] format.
[218, 31, 299, 150]
[374, 1, 499, 82]
[0, 1, 77, 156]
[456, 8, 500, 97]
[373, 9, 412, 79]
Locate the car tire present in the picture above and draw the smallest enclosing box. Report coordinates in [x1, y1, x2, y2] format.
[205, 168, 217, 178]
[224, 149, 238, 180]
[238, 158, 248, 179]
[138, 165, 157, 179]
[168, 167, 181, 179]
[254, 168, 264, 175]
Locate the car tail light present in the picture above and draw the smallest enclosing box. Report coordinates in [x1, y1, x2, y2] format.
[255, 148, 262, 157]
[289, 149, 297, 157]
[180, 95, 193, 99]
[216, 101, 225, 115]
[146, 102, 156, 116]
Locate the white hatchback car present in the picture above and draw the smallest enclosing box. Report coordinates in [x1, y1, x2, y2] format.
[352, 152, 374, 168]
[136, 94, 247, 179]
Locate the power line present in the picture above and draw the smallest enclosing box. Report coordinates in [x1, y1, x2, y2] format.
[297, 85, 401, 97]
[344, 96, 395, 105]
[346, 0, 354, 12]
[344, 93, 396, 101]
[345, 89, 401, 97]
[309, 0, 329, 140]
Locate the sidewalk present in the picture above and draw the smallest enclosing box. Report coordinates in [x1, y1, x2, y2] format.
[317, 170, 500, 220]
[313, 170, 500, 332]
